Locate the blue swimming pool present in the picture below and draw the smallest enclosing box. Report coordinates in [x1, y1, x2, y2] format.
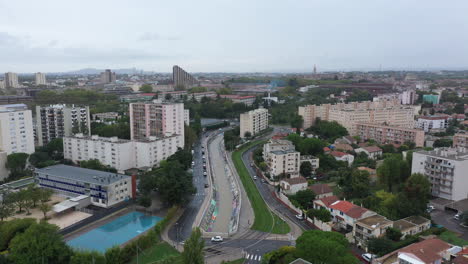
[67, 211, 162, 253]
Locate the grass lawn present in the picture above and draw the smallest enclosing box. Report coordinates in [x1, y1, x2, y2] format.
[131, 241, 181, 264]
[223, 259, 246, 264]
[438, 231, 468, 246]
[232, 141, 290, 234]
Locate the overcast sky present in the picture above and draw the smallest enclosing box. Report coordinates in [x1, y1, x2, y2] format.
[1, 0, 468, 73]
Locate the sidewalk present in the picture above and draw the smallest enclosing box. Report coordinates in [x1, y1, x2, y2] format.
[160, 208, 185, 252]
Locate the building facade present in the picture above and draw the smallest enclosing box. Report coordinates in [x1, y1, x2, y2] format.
[190, 92, 217, 102]
[299, 100, 415, 134]
[35, 104, 91, 146]
[422, 94, 440, 104]
[0, 104, 35, 154]
[35, 72, 47, 86]
[100, 69, 116, 84]
[400, 90, 417, 105]
[416, 116, 448, 132]
[4, 72, 19, 88]
[220, 95, 256, 106]
[267, 150, 300, 178]
[35, 164, 132, 208]
[240, 108, 269, 138]
[412, 148, 468, 201]
[453, 133, 468, 149]
[63, 133, 183, 172]
[172, 65, 198, 89]
[129, 101, 185, 146]
[355, 123, 425, 147]
[354, 214, 393, 247]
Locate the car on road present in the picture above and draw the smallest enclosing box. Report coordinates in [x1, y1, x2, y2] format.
[295, 214, 304, 220]
[203, 171, 207, 176]
[204, 184, 209, 188]
[361, 253, 376, 263]
[261, 179, 266, 183]
[426, 205, 435, 213]
[202, 155, 206, 159]
[454, 212, 461, 220]
[191, 161, 195, 166]
[211, 236, 223, 242]
[253, 176, 257, 180]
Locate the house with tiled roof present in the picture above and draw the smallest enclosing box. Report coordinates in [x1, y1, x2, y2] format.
[374, 238, 452, 264]
[327, 200, 375, 232]
[280, 176, 308, 195]
[313, 195, 339, 210]
[308, 183, 333, 198]
[353, 214, 393, 249]
[329, 151, 354, 166]
[355, 146, 383, 160]
[393, 216, 431, 239]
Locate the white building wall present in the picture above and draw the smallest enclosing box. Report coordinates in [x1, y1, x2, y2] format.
[0, 105, 35, 154]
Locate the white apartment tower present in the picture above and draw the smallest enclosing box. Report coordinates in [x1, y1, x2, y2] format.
[35, 72, 47, 86]
[129, 101, 185, 145]
[412, 148, 468, 201]
[240, 108, 269, 138]
[36, 104, 91, 146]
[0, 104, 35, 154]
[4, 72, 19, 88]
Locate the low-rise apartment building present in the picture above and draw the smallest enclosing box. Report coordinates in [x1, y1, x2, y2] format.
[375, 238, 452, 264]
[328, 200, 375, 232]
[412, 148, 468, 201]
[393, 216, 431, 239]
[416, 115, 449, 132]
[63, 133, 183, 173]
[240, 108, 269, 138]
[220, 95, 256, 106]
[280, 176, 308, 195]
[354, 146, 383, 160]
[354, 214, 393, 248]
[355, 123, 425, 147]
[300, 155, 319, 171]
[308, 183, 333, 199]
[268, 150, 300, 178]
[329, 151, 354, 166]
[35, 165, 133, 208]
[190, 92, 217, 102]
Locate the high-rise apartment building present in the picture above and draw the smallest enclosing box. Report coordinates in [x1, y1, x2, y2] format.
[240, 108, 269, 138]
[35, 72, 47, 86]
[416, 116, 448, 132]
[129, 101, 185, 145]
[35, 104, 91, 146]
[299, 100, 415, 134]
[0, 104, 35, 154]
[453, 133, 468, 149]
[4, 72, 19, 88]
[100, 69, 116, 84]
[0, 80, 5, 89]
[412, 148, 468, 201]
[63, 133, 183, 173]
[355, 123, 425, 147]
[268, 150, 300, 178]
[172, 65, 198, 89]
[399, 90, 417, 105]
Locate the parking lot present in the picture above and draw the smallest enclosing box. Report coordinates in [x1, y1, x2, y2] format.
[431, 209, 468, 240]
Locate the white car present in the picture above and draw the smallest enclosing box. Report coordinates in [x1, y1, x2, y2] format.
[295, 214, 304, 220]
[454, 213, 461, 220]
[253, 176, 257, 180]
[362, 253, 376, 262]
[211, 236, 223, 242]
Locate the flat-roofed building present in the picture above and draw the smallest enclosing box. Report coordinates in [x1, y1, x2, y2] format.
[356, 123, 425, 147]
[4, 72, 19, 88]
[0, 104, 35, 154]
[35, 72, 47, 86]
[240, 108, 269, 138]
[35, 164, 132, 208]
[190, 92, 217, 102]
[172, 65, 198, 89]
[393, 216, 430, 239]
[454, 133, 468, 149]
[416, 115, 449, 132]
[220, 95, 256, 106]
[412, 147, 468, 201]
[267, 149, 300, 178]
[354, 214, 393, 248]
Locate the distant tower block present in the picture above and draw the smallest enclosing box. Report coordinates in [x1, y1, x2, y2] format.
[313, 64, 317, 74]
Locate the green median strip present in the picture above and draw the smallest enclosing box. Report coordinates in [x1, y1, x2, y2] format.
[232, 141, 290, 234]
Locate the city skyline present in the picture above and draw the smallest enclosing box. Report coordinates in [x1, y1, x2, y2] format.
[1, 0, 468, 73]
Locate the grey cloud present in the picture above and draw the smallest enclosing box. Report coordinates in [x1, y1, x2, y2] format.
[138, 32, 180, 41]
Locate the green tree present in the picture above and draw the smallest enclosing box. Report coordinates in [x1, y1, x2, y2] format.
[262, 246, 296, 264]
[0, 218, 36, 251]
[9, 222, 72, 264]
[295, 230, 359, 264]
[289, 189, 316, 211]
[397, 173, 431, 217]
[11, 189, 30, 213]
[244, 131, 252, 138]
[385, 227, 402, 241]
[39, 203, 52, 220]
[290, 114, 303, 130]
[350, 170, 370, 198]
[139, 84, 153, 93]
[105, 246, 124, 264]
[433, 139, 452, 148]
[307, 208, 331, 222]
[182, 228, 204, 264]
[308, 119, 348, 141]
[6, 153, 29, 173]
[368, 237, 393, 256]
[70, 251, 106, 264]
[377, 156, 404, 192]
[300, 162, 313, 178]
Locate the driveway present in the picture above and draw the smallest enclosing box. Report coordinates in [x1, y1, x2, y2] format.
[431, 209, 468, 240]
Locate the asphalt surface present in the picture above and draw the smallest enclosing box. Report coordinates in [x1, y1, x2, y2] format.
[168, 134, 207, 242]
[209, 135, 233, 233]
[431, 209, 468, 240]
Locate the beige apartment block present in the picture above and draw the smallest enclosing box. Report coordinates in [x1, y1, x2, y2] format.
[453, 133, 468, 149]
[267, 149, 300, 178]
[355, 123, 425, 147]
[240, 108, 269, 138]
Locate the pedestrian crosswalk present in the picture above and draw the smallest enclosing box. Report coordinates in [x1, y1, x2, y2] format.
[245, 253, 262, 262]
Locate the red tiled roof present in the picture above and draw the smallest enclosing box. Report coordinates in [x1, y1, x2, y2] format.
[309, 184, 332, 195]
[458, 248, 468, 256]
[362, 146, 382, 153]
[317, 195, 339, 207]
[398, 238, 451, 263]
[330, 151, 349, 157]
[323, 147, 331, 152]
[282, 176, 307, 185]
[329, 200, 356, 213]
[346, 206, 368, 218]
[452, 256, 468, 264]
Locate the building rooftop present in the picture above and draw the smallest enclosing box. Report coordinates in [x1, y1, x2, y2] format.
[403, 215, 430, 226]
[362, 146, 383, 153]
[330, 151, 350, 157]
[36, 164, 129, 185]
[416, 147, 468, 161]
[282, 176, 307, 185]
[271, 149, 298, 155]
[357, 214, 392, 228]
[398, 238, 451, 263]
[308, 183, 332, 195]
[393, 219, 417, 231]
[0, 103, 28, 112]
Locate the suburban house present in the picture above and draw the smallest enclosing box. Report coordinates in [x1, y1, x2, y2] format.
[280, 176, 308, 195]
[353, 214, 393, 248]
[357, 166, 377, 182]
[329, 151, 355, 166]
[354, 146, 383, 160]
[313, 195, 339, 210]
[392, 216, 431, 239]
[300, 155, 320, 171]
[308, 183, 333, 199]
[374, 238, 452, 264]
[327, 200, 375, 232]
[334, 143, 354, 152]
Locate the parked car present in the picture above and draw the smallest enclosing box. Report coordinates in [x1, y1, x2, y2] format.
[454, 213, 461, 220]
[204, 184, 209, 188]
[203, 171, 207, 176]
[361, 253, 376, 263]
[253, 176, 257, 180]
[261, 179, 266, 183]
[191, 161, 195, 166]
[426, 205, 435, 213]
[295, 214, 304, 220]
[211, 236, 223, 242]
